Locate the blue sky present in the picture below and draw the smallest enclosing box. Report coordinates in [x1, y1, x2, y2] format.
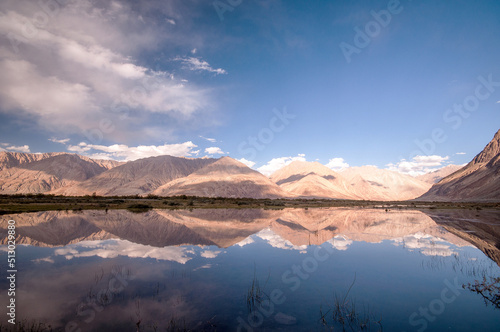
[0, 0, 499, 176]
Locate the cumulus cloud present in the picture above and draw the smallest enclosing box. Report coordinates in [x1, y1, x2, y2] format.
[0, 143, 30, 153]
[174, 56, 227, 75]
[257, 154, 306, 176]
[54, 239, 195, 264]
[237, 158, 256, 168]
[256, 228, 307, 251]
[392, 233, 458, 257]
[386, 155, 449, 176]
[67, 141, 198, 161]
[200, 249, 222, 259]
[325, 157, 349, 171]
[0, 0, 217, 142]
[204, 147, 225, 155]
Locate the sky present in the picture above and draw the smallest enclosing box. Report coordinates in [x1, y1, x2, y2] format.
[0, 0, 499, 176]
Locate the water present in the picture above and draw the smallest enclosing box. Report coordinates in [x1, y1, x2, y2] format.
[1, 208, 499, 331]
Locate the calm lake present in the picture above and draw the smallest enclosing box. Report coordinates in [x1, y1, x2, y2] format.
[1, 208, 499, 331]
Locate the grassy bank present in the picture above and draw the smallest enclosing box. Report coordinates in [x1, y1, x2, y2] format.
[0, 194, 499, 214]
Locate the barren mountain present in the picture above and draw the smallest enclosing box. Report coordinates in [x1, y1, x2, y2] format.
[341, 166, 432, 201]
[418, 129, 500, 201]
[1, 208, 471, 251]
[416, 165, 464, 184]
[153, 157, 290, 199]
[0, 151, 66, 170]
[269, 161, 360, 199]
[426, 209, 500, 266]
[54, 155, 216, 196]
[0, 153, 122, 194]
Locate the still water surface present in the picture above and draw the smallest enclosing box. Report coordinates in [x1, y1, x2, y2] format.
[1, 208, 499, 331]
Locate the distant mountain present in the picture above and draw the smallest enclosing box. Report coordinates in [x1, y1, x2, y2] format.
[1, 147, 491, 201]
[341, 166, 431, 201]
[0, 153, 122, 194]
[269, 161, 360, 199]
[153, 157, 289, 199]
[416, 165, 464, 184]
[1, 208, 472, 251]
[418, 129, 500, 201]
[54, 155, 216, 196]
[0, 151, 66, 171]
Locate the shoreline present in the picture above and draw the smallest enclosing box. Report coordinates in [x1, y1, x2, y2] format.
[0, 194, 499, 215]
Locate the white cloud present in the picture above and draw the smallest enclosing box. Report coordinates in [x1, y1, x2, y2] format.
[204, 147, 225, 155]
[166, 18, 176, 25]
[49, 138, 70, 144]
[256, 228, 307, 251]
[199, 136, 217, 143]
[237, 158, 256, 168]
[191, 48, 197, 54]
[174, 56, 227, 75]
[455, 152, 466, 155]
[200, 249, 222, 259]
[392, 233, 457, 257]
[67, 141, 198, 161]
[327, 235, 353, 251]
[235, 237, 255, 247]
[0, 143, 31, 153]
[257, 154, 306, 176]
[386, 155, 449, 176]
[54, 239, 195, 264]
[325, 157, 349, 171]
[32, 257, 55, 264]
[0, 0, 215, 141]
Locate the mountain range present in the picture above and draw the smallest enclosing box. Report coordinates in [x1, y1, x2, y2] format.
[1, 128, 499, 201]
[0, 208, 472, 250]
[5, 207, 498, 266]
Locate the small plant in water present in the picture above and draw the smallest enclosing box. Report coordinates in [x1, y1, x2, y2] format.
[463, 276, 500, 309]
[319, 273, 382, 331]
[246, 265, 270, 314]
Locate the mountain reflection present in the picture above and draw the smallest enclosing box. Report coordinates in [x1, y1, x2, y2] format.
[1, 208, 500, 331]
[2, 207, 498, 264]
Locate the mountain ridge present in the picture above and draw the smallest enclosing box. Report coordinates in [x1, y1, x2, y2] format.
[418, 129, 500, 201]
